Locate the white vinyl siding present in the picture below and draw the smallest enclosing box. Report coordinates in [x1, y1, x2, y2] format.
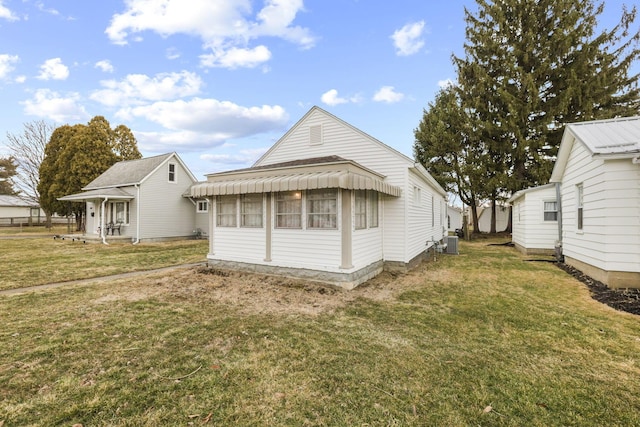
[214, 228, 266, 262]
[137, 156, 197, 240]
[557, 136, 640, 273]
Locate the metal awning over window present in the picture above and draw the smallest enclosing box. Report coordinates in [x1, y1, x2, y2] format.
[191, 157, 402, 198]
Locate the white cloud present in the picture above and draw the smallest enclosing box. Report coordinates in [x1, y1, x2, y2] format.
[0, 1, 19, 21]
[134, 130, 231, 152]
[391, 21, 425, 56]
[0, 54, 19, 79]
[105, 0, 315, 69]
[166, 47, 181, 60]
[373, 86, 404, 103]
[90, 71, 203, 107]
[320, 89, 362, 106]
[199, 45, 271, 69]
[95, 60, 114, 73]
[126, 98, 288, 132]
[438, 78, 454, 89]
[21, 89, 89, 122]
[37, 58, 69, 80]
[200, 148, 267, 165]
[123, 99, 288, 151]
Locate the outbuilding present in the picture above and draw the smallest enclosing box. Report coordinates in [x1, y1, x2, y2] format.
[508, 183, 559, 255]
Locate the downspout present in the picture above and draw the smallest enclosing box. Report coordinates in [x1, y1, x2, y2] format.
[555, 182, 563, 261]
[100, 197, 109, 245]
[133, 184, 140, 244]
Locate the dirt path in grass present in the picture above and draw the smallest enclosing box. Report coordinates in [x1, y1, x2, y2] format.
[0, 263, 207, 297]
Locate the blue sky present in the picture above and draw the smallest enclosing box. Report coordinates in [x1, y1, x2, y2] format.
[0, 0, 636, 181]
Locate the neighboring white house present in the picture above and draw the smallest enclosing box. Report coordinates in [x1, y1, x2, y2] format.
[549, 116, 640, 289]
[0, 195, 40, 225]
[476, 204, 509, 233]
[508, 183, 559, 255]
[59, 152, 209, 243]
[190, 106, 448, 289]
[447, 205, 463, 233]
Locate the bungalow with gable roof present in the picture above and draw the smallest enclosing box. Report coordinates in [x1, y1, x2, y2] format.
[190, 106, 449, 289]
[59, 152, 209, 243]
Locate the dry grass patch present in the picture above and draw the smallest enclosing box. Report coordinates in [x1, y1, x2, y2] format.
[1, 239, 640, 426]
[0, 237, 208, 291]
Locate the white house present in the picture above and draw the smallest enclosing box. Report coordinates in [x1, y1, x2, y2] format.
[508, 183, 559, 255]
[190, 106, 448, 289]
[59, 152, 209, 243]
[0, 195, 40, 225]
[447, 205, 463, 233]
[549, 116, 640, 289]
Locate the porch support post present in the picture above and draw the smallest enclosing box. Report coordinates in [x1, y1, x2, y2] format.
[100, 198, 109, 245]
[341, 189, 353, 269]
[264, 193, 272, 262]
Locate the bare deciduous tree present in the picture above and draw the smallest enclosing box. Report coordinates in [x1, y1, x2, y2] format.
[5, 120, 55, 224]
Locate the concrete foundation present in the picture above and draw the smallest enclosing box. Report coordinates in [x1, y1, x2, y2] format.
[565, 256, 640, 289]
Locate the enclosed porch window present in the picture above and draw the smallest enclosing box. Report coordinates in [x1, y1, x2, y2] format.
[307, 189, 337, 229]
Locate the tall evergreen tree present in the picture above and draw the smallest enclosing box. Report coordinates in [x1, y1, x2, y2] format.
[455, 0, 639, 195]
[0, 156, 19, 195]
[38, 117, 142, 230]
[414, 85, 489, 233]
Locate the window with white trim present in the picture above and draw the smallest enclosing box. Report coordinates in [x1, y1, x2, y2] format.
[307, 189, 337, 229]
[109, 201, 130, 224]
[355, 190, 367, 230]
[577, 184, 583, 230]
[241, 194, 263, 228]
[431, 195, 435, 227]
[168, 163, 176, 183]
[276, 192, 302, 229]
[197, 200, 208, 213]
[543, 200, 557, 221]
[216, 195, 237, 227]
[355, 190, 379, 230]
[368, 191, 378, 228]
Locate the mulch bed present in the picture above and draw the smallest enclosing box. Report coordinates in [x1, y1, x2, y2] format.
[556, 262, 640, 316]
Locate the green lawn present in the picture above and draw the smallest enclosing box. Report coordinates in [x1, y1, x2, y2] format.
[0, 237, 208, 291]
[1, 239, 639, 426]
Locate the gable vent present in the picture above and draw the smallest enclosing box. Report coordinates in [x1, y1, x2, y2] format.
[309, 125, 323, 145]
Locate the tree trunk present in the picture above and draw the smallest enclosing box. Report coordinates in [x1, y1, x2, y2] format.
[505, 205, 513, 233]
[490, 198, 497, 234]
